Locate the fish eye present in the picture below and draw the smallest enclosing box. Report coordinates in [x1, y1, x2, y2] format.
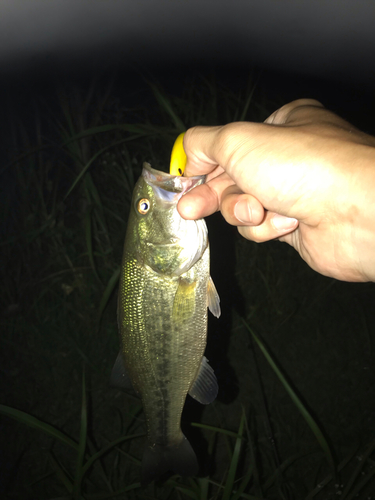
[137, 198, 150, 215]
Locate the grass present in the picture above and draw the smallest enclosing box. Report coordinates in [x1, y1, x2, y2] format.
[1, 72, 375, 499]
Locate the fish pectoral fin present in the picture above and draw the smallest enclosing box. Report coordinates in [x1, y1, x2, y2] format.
[207, 276, 221, 318]
[188, 356, 218, 404]
[110, 351, 136, 394]
[172, 279, 196, 323]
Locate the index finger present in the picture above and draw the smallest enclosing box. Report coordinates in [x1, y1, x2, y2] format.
[183, 123, 264, 192]
[183, 125, 223, 177]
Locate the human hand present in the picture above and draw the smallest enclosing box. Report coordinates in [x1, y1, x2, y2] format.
[178, 99, 375, 282]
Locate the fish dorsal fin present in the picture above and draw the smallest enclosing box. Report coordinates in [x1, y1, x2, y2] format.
[207, 276, 221, 318]
[172, 279, 196, 323]
[110, 351, 136, 393]
[188, 356, 218, 404]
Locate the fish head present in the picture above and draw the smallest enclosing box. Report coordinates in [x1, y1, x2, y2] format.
[127, 162, 208, 276]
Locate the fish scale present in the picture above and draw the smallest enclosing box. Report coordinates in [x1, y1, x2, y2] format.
[114, 163, 220, 485]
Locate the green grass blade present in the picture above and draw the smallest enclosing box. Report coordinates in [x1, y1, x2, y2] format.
[81, 432, 145, 477]
[148, 82, 186, 132]
[341, 437, 375, 499]
[63, 136, 139, 201]
[222, 410, 245, 500]
[231, 494, 263, 500]
[85, 436, 115, 494]
[197, 476, 210, 500]
[242, 320, 336, 475]
[184, 476, 204, 499]
[238, 83, 257, 122]
[85, 482, 141, 499]
[239, 415, 262, 498]
[240, 497, 263, 500]
[64, 142, 115, 200]
[61, 123, 167, 146]
[205, 479, 264, 500]
[98, 267, 121, 322]
[263, 450, 317, 492]
[49, 452, 74, 493]
[172, 484, 199, 499]
[305, 446, 359, 499]
[193, 421, 236, 460]
[191, 422, 238, 438]
[84, 172, 108, 229]
[345, 463, 375, 500]
[231, 463, 254, 500]
[61, 124, 127, 144]
[73, 369, 88, 498]
[0, 404, 78, 450]
[84, 208, 99, 282]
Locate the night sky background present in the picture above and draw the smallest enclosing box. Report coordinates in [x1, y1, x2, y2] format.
[1, 0, 375, 114]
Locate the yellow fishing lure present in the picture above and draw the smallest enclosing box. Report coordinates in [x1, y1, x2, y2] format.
[169, 132, 186, 176]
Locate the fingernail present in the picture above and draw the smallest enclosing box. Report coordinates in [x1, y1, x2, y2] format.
[234, 199, 253, 224]
[272, 213, 298, 231]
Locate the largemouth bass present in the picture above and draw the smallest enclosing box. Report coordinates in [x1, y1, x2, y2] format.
[113, 162, 220, 485]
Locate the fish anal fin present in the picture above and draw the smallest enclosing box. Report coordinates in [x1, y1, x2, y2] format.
[110, 351, 136, 393]
[142, 436, 198, 486]
[207, 276, 221, 318]
[188, 356, 218, 404]
[172, 279, 197, 323]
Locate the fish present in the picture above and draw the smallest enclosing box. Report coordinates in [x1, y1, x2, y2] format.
[112, 162, 221, 485]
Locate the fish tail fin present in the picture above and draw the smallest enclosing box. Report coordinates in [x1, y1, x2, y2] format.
[141, 436, 198, 486]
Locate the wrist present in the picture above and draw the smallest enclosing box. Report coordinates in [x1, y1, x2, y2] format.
[345, 144, 375, 281]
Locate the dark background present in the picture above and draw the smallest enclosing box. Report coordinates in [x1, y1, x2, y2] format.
[1, 0, 375, 121]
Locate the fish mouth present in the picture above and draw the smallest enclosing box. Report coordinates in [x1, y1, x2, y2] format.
[142, 162, 205, 201]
